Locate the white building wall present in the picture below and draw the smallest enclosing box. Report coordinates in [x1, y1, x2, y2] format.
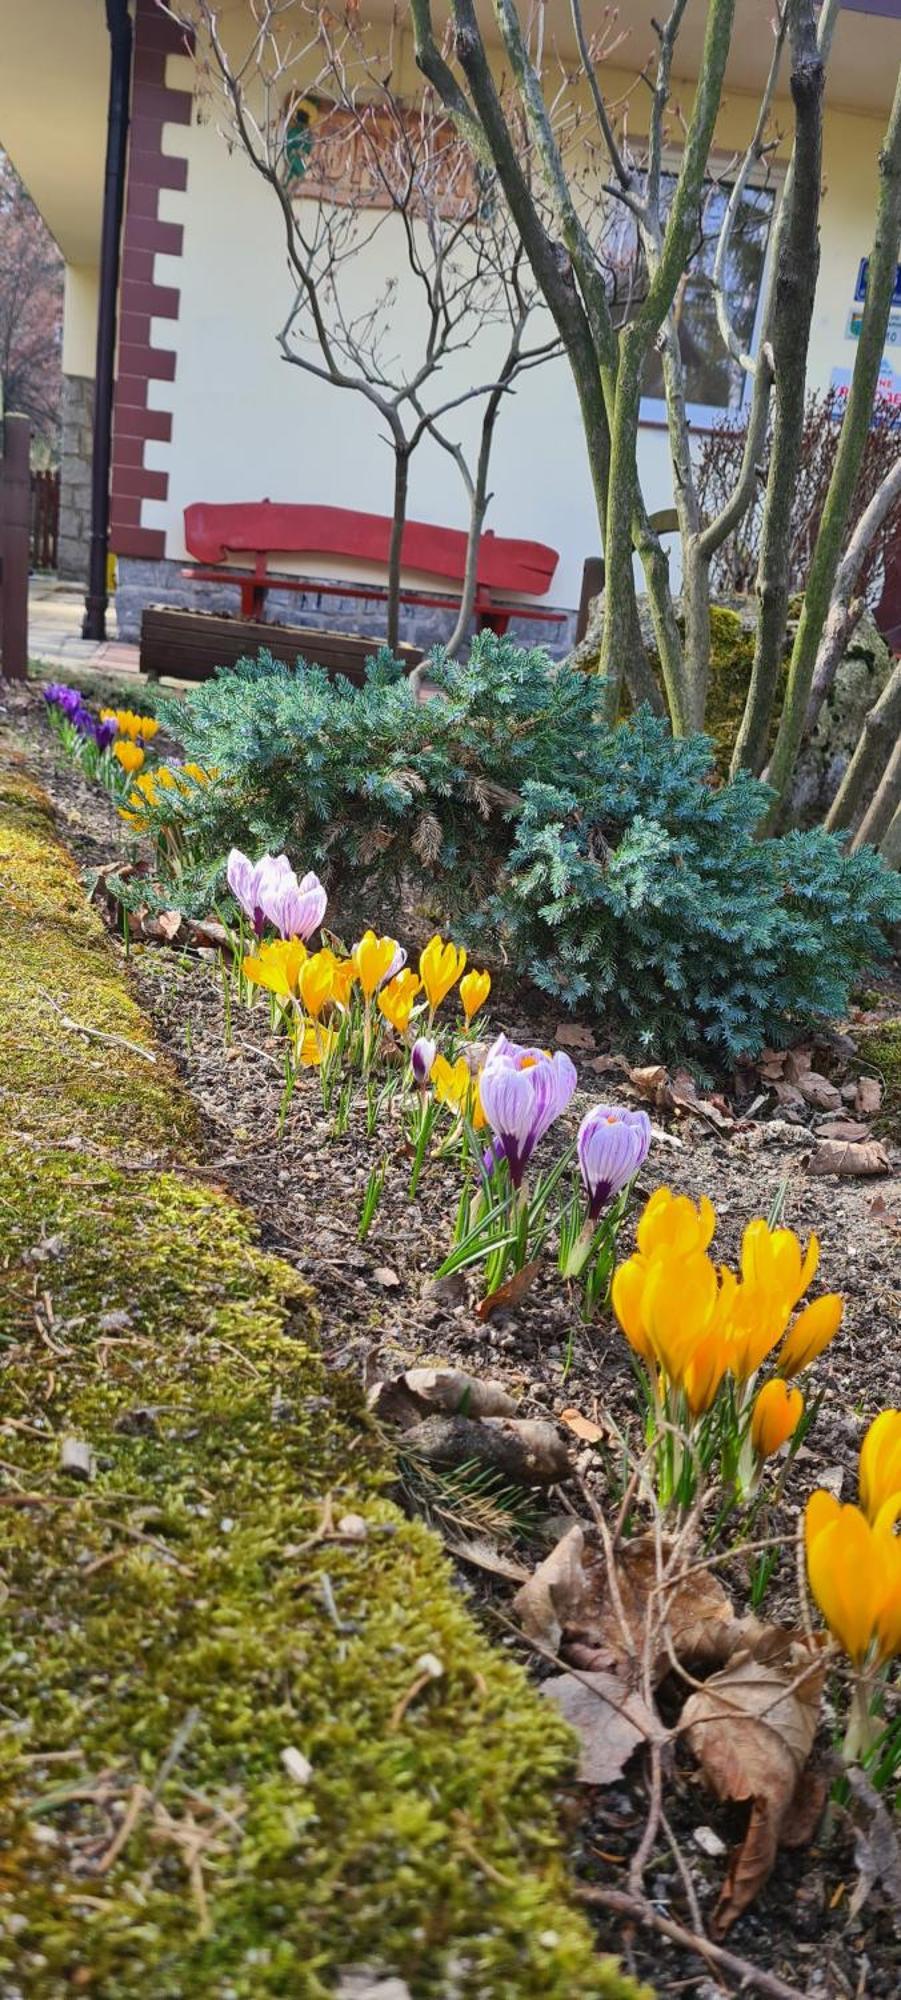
[132, 55, 891, 623]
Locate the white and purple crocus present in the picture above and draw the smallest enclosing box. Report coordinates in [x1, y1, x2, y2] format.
[478, 1034, 578, 1189]
[577, 1103, 652, 1218]
[226, 848, 327, 941]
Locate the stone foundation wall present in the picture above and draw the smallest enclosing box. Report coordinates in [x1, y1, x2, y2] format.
[57, 375, 94, 583]
[115, 554, 577, 657]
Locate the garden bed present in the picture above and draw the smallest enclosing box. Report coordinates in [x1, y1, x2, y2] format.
[6, 683, 901, 2000]
[0, 730, 632, 2000]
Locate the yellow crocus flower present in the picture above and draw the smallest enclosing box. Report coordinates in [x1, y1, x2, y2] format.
[298, 1024, 336, 1068]
[805, 1493, 901, 1666]
[113, 739, 145, 775]
[777, 1293, 843, 1379]
[330, 958, 357, 1008]
[352, 931, 401, 999]
[740, 1218, 819, 1314]
[377, 968, 421, 1034]
[750, 1378, 804, 1459]
[635, 1187, 716, 1259]
[243, 937, 308, 999]
[298, 949, 336, 1020]
[419, 934, 466, 1015]
[859, 1410, 901, 1524]
[459, 967, 491, 1025]
[431, 1053, 486, 1130]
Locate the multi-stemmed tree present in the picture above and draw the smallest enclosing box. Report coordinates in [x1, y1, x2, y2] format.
[168, 2, 562, 654]
[410, 0, 901, 834]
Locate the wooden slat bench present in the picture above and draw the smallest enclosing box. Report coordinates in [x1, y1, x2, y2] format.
[180, 499, 564, 637]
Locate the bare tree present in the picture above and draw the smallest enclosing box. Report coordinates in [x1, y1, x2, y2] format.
[169, 2, 560, 653]
[0, 153, 63, 449]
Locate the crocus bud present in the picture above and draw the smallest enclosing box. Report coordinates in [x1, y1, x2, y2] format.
[751, 1378, 804, 1459]
[576, 1104, 652, 1221]
[411, 1036, 436, 1087]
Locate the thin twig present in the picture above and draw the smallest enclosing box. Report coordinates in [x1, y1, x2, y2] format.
[36, 988, 157, 1065]
[577, 1883, 809, 2000]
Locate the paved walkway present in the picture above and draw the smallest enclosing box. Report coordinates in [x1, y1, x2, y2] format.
[28, 576, 141, 679]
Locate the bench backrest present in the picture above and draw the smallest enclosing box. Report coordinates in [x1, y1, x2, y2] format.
[184, 501, 558, 598]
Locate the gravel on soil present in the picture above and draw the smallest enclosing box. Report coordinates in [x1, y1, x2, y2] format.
[9, 682, 901, 2000]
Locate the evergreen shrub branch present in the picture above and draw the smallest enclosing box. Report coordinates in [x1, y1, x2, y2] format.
[147, 636, 900, 1064]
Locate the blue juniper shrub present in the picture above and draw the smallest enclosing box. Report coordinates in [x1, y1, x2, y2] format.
[150, 635, 901, 1065]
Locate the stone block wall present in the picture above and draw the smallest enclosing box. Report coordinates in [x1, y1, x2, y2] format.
[115, 553, 576, 658]
[57, 375, 94, 583]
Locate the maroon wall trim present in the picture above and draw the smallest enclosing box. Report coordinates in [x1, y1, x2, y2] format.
[110, 0, 191, 559]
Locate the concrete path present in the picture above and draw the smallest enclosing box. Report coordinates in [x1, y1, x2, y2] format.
[28, 575, 141, 679]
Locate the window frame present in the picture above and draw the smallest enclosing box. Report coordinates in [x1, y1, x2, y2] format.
[637, 149, 785, 435]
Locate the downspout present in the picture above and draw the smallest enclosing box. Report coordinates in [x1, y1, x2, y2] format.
[83, 0, 133, 640]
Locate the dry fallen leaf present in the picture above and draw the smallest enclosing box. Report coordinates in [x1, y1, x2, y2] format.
[443, 1535, 530, 1583]
[815, 1119, 871, 1143]
[512, 1526, 740, 1682]
[682, 1632, 825, 1937]
[476, 1258, 541, 1320]
[807, 1137, 890, 1177]
[400, 1367, 518, 1419]
[628, 1064, 671, 1109]
[560, 1407, 608, 1445]
[157, 909, 184, 942]
[855, 1074, 883, 1118]
[402, 1414, 571, 1487]
[847, 1769, 901, 1919]
[540, 1670, 659, 1785]
[554, 1022, 597, 1051]
[796, 1071, 842, 1112]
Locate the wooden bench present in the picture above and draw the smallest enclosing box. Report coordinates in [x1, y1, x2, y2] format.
[180, 500, 563, 637]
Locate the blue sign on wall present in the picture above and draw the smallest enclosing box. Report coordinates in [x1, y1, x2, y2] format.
[855, 258, 901, 306]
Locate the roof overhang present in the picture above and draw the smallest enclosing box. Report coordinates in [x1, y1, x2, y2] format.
[0, 0, 109, 263]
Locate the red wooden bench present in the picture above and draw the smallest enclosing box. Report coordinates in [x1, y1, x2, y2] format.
[181, 500, 563, 636]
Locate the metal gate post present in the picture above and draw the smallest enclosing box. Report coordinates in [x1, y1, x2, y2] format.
[0, 413, 31, 681]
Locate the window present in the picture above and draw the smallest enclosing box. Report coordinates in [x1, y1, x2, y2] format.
[603, 171, 778, 424]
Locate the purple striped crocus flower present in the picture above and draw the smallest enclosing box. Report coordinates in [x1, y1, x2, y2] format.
[411, 1035, 436, 1087]
[268, 869, 328, 943]
[226, 849, 296, 936]
[478, 1034, 577, 1188]
[577, 1104, 651, 1219]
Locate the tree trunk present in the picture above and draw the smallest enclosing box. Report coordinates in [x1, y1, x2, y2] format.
[599, 330, 643, 721]
[824, 658, 901, 835]
[730, 0, 825, 778]
[880, 802, 901, 869]
[804, 453, 901, 733]
[851, 732, 901, 852]
[387, 447, 410, 655]
[764, 65, 901, 818]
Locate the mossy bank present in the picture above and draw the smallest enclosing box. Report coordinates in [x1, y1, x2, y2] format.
[0, 745, 645, 2000]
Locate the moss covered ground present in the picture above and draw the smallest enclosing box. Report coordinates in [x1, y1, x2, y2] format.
[0, 745, 644, 1999]
[856, 1015, 901, 1142]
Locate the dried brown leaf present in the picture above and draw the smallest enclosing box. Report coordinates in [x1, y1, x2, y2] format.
[512, 1527, 739, 1682]
[855, 1075, 883, 1117]
[559, 1408, 608, 1445]
[554, 1022, 597, 1052]
[401, 1367, 517, 1419]
[682, 1635, 825, 1937]
[476, 1259, 541, 1320]
[807, 1137, 890, 1177]
[796, 1071, 842, 1112]
[815, 1119, 871, 1143]
[540, 1671, 659, 1785]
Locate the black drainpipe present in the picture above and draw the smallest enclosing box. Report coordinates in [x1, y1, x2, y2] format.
[83, 0, 133, 640]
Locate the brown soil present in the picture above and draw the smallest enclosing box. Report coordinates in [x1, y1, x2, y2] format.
[9, 681, 901, 2000]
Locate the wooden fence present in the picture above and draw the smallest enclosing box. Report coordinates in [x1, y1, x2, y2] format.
[0, 414, 30, 680]
[31, 467, 60, 571]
